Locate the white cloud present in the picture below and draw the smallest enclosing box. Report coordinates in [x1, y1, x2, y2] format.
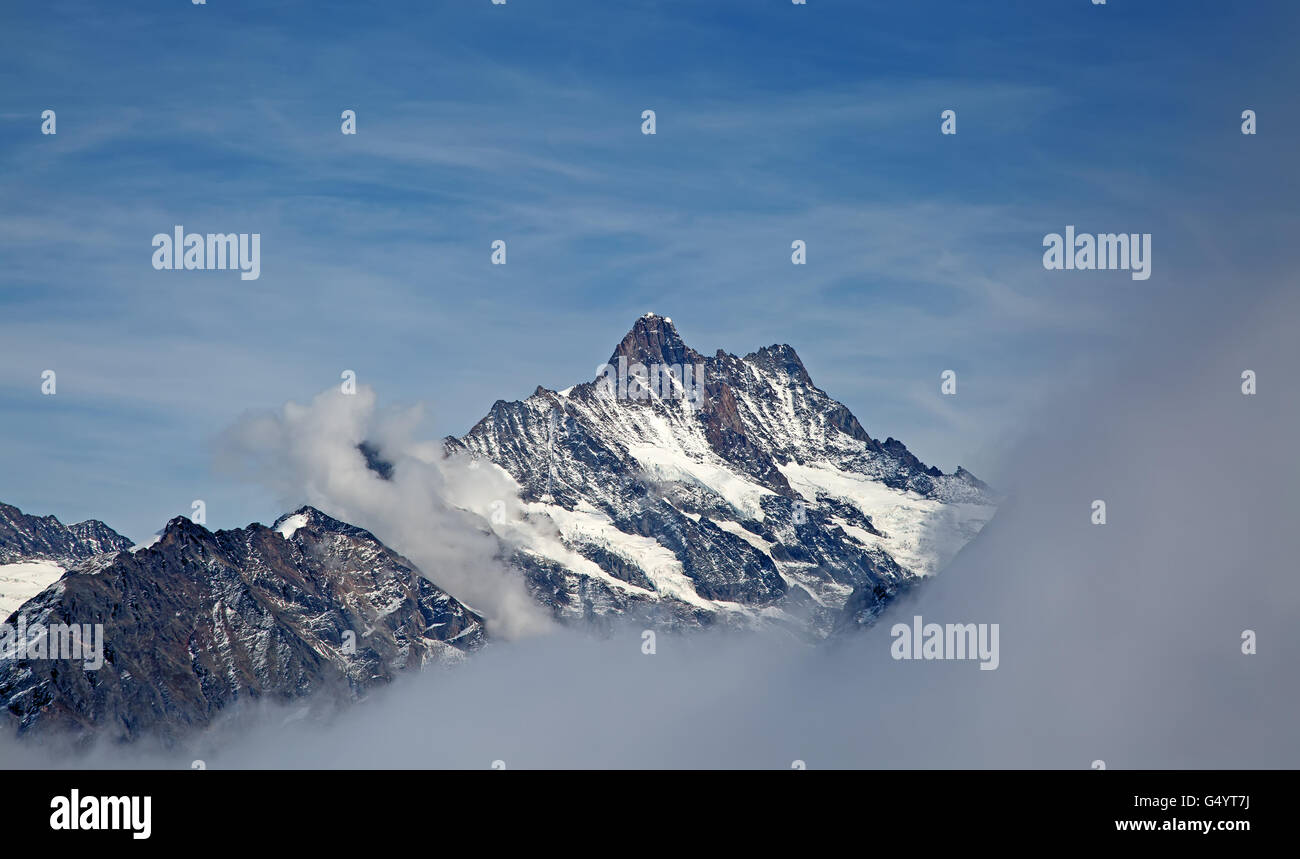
[216, 385, 554, 640]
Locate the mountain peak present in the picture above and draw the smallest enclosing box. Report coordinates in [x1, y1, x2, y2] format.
[2, 505, 486, 740]
[608, 313, 701, 369]
[448, 314, 997, 637]
[0, 501, 133, 566]
[745, 343, 812, 386]
[272, 505, 359, 538]
[160, 515, 210, 543]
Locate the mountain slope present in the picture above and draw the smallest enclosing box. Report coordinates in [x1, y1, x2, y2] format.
[0, 507, 483, 741]
[442, 314, 995, 636]
[0, 503, 134, 621]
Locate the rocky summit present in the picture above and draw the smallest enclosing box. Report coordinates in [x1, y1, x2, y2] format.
[443, 314, 996, 637]
[0, 507, 483, 741]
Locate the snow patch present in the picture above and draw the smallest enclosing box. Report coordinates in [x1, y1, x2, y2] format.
[276, 513, 309, 540]
[778, 461, 995, 577]
[709, 518, 775, 558]
[541, 502, 714, 609]
[628, 441, 774, 521]
[0, 561, 65, 620]
[131, 535, 161, 553]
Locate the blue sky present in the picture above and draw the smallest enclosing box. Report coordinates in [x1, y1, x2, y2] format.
[2, 0, 1296, 541]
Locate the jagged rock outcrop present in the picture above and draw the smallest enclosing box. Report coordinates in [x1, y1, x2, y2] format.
[442, 314, 995, 637]
[0, 507, 483, 741]
[0, 502, 132, 567]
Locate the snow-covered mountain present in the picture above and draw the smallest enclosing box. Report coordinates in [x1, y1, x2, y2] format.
[0, 316, 994, 741]
[0, 507, 483, 741]
[0, 502, 134, 621]
[443, 314, 996, 636]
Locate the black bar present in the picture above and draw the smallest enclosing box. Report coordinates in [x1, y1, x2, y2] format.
[1, 769, 1277, 847]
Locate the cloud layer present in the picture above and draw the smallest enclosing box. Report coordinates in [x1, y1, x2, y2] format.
[215, 386, 553, 639]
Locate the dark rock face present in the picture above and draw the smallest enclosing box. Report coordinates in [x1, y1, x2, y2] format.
[608, 312, 705, 369]
[0, 502, 132, 566]
[444, 314, 996, 637]
[358, 441, 394, 480]
[0, 507, 483, 742]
